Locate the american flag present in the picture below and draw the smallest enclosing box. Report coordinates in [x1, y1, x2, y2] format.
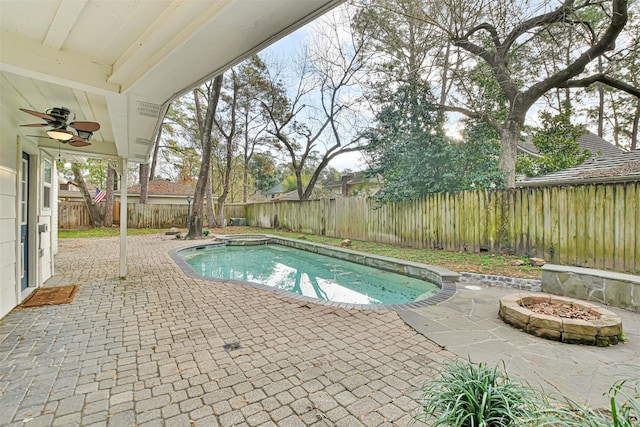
[94, 188, 106, 203]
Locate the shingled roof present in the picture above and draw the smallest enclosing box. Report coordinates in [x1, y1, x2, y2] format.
[518, 131, 624, 158]
[519, 149, 640, 187]
[127, 180, 194, 196]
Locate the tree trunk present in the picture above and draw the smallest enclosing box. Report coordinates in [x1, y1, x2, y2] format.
[243, 139, 250, 203]
[188, 76, 223, 239]
[206, 168, 217, 228]
[149, 126, 163, 182]
[104, 164, 115, 227]
[498, 119, 525, 188]
[216, 139, 234, 226]
[597, 57, 604, 137]
[139, 163, 149, 204]
[72, 163, 104, 228]
[632, 99, 639, 151]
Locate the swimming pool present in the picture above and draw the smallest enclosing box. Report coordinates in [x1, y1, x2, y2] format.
[171, 236, 458, 309]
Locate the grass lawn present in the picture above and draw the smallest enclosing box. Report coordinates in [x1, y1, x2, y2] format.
[59, 226, 541, 279]
[58, 227, 168, 238]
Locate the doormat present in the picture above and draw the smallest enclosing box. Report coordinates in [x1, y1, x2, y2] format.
[21, 285, 78, 308]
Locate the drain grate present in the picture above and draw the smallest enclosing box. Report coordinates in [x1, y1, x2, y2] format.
[222, 342, 241, 352]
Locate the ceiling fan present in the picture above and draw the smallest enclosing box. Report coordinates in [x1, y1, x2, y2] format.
[20, 107, 100, 147]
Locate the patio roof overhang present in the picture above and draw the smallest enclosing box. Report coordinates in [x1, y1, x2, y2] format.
[1, 0, 344, 278]
[1, 0, 343, 163]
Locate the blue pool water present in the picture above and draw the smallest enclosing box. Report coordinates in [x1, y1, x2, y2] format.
[178, 244, 439, 305]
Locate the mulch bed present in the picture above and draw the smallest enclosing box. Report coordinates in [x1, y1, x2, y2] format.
[527, 301, 601, 320]
[21, 285, 78, 308]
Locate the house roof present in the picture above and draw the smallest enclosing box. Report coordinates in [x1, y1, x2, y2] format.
[276, 190, 302, 201]
[1, 0, 344, 164]
[326, 172, 381, 188]
[126, 180, 194, 196]
[264, 183, 284, 194]
[518, 132, 624, 159]
[519, 149, 640, 187]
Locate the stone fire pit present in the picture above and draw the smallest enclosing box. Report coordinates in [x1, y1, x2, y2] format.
[499, 293, 623, 346]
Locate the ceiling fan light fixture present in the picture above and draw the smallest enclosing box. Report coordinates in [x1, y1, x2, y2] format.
[46, 129, 74, 141]
[76, 130, 93, 141]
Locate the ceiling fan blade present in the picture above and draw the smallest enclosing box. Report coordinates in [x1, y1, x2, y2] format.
[20, 108, 55, 122]
[68, 140, 91, 147]
[20, 123, 50, 127]
[70, 121, 100, 132]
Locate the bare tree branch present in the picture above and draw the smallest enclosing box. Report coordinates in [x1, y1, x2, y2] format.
[442, 105, 503, 133]
[559, 73, 640, 98]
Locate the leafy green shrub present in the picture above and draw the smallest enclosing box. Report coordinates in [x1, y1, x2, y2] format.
[175, 233, 181, 239]
[419, 359, 541, 426]
[203, 229, 210, 236]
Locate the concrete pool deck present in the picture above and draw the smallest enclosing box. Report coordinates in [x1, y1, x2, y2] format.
[0, 234, 638, 426]
[400, 284, 640, 409]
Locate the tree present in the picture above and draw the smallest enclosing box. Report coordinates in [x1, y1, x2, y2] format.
[579, 5, 640, 150]
[353, 0, 459, 105]
[261, 8, 372, 200]
[71, 163, 103, 228]
[187, 75, 223, 239]
[104, 163, 115, 227]
[377, 0, 629, 187]
[249, 153, 285, 193]
[235, 56, 272, 202]
[454, 120, 504, 189]
[517, 109, 590, 177]
[366, 79, 457, 201]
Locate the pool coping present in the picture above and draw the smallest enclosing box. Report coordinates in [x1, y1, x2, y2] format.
[168, 235, 458, 311]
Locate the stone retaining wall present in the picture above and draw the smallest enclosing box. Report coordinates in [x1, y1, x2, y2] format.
[542, 264, 640, 313]
[460, 273, 542, 292]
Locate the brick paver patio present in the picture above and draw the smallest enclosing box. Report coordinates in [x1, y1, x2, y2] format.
[0, 235, 453, 426]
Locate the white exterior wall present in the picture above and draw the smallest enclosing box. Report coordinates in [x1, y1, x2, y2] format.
[0, 165, 17, 318]
[0, 112, 55, 320]
[0, 113, 18, 319]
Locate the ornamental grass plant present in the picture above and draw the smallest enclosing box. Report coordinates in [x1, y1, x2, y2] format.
[419, 359, 542, 426]
[419, 359, 639, 427]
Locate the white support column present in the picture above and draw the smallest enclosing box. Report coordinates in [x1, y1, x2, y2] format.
[119, 158, 128, 278]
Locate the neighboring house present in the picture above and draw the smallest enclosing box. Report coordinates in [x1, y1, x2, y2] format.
[325, 172, 383, 197]
[275, 190, 302, 201]
[518, 131, 624, 159]
[118, 180, 196, 204]
[57, 176, 98, 201]
[264, 183, 284, 200]
[519, 149, 640, 187]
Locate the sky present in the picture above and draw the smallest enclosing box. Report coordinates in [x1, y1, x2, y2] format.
[260, 14, 368, 173]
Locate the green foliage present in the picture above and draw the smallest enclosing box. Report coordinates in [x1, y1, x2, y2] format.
[249, 153, 286, 192]
[531, 377, 640, 426]
[456, 120, 505, 189]
[517, 109, 590, 177]
[419, 359, 541, 427]
[282, 174, 311, 193]
[367, 79, 458, 201]
[202, 230, 210, 236]
[367, 81, 504, 202]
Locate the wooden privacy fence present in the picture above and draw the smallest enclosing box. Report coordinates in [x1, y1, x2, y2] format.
[245, 181, 640, 274]
[58, 201, 243, 229]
